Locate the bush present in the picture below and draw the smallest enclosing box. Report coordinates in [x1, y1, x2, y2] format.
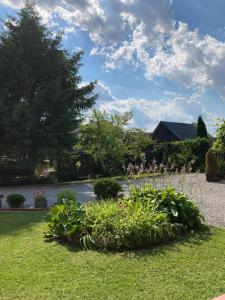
[129, 184, 203, 229]
[93, 179, 122, 200]
[84, 200, 174, 250]
[45, 199, 86, 243]
[56, 189, 77, 204]
[7, 194, 26, 208]
[147, 138, 211, 172]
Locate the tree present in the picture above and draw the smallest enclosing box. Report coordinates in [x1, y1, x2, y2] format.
[197, 116, 208, 138]
[124, 129, 153, 163]
[78, 110, 153, 175]
[0, 1, 96, 171]
[78, 110, 133, 175]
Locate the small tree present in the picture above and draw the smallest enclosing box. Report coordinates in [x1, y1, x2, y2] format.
[78, 110, 133, 175]
[197, 116, 208, 138]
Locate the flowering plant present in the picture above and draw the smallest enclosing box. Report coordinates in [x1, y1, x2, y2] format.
[0, 194, 3, 209]
[33, 190, 48, 208]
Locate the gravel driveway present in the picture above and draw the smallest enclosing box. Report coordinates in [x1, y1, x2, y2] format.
[1, 173, 225, 228]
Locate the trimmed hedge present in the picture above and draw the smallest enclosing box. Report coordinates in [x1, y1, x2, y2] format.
[146, 138, 211, 171]
[7, 194, 26, 208]
[93, 179, 122, 200]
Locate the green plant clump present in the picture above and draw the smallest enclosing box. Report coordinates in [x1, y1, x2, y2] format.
[46, 199, 86, 243]
[46, 184, 204, 250]
[6, 194, 26, 208]
[129, 184, 203, 229]
[56, 189, 77, 204]
[93, 179, 122, 200]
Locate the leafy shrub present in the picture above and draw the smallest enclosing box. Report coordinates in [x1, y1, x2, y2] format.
[84, 200, 174, 250]
[36, 172, 57, 184]
[93, 179, 122, 200]
[56, 189, 77, 204]
[147, 138, 211, 172]
[129, 184, 203, 229]
[7, 194, 26, 208]
[45, 199, 86, 243]
[33, 191, 48, 208]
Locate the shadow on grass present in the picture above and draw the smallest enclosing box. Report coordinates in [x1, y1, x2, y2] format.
[125, 226, 212, 259]
[0, 211, 48, 236]
[48, 225, 212, 257]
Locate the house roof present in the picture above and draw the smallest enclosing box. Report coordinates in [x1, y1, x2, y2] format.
[153, 121, 198, 141]
[162, 121, 197, 140]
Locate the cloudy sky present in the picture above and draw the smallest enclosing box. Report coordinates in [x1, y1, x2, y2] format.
[1, 0, 225, 134]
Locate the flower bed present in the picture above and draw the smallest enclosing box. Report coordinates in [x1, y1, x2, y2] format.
[45, 184, 204, 251]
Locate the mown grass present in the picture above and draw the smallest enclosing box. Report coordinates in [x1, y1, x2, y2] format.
[1, 212, 225, 300]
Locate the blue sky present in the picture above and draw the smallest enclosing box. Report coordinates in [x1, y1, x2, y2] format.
[1, 0, 225, 134]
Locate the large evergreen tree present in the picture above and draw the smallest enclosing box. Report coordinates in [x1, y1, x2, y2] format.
[197, 116, 208, 138]
[0, 1, 96, 169]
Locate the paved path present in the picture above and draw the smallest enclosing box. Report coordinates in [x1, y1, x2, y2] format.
[1, 173, 225, 228]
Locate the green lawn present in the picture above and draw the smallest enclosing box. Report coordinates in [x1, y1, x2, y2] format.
[1, 213, 225, 300]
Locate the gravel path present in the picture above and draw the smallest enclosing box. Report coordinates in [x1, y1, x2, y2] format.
[1, 173, 225, 228]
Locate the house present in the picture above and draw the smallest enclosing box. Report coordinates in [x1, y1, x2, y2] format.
[151, 121, 199, 142]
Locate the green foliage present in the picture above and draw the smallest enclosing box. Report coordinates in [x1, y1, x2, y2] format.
[150, 138, 211, 171]
[46, 183, 203, 250]
[56, 189, 77, 204]
[123, 129, 153, 162]
[93, 179, 122, 200]
[213, 119, 225, 152]
[45, 199, 86, 242]
[78, 110, 132, 175]
[129, 184, 203, 229]
[84, 199, 173, 250]
[78, 110, 153, 175]
[197, 116, 208, 138]
[0, 2, 96, 167]
[6, 194, 26, 208]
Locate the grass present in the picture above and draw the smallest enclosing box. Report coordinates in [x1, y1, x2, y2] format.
[1, 213, 225, 299]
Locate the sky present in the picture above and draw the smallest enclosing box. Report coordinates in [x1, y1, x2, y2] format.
[1, 0, 225, 134]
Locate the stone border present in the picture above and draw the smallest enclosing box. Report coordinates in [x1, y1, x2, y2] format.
[0, 208, 50, 212]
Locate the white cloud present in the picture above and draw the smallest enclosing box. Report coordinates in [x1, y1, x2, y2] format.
[1, 0, 225, 133]
[95, 82, 217, 133]
[3, 0, 225, 99]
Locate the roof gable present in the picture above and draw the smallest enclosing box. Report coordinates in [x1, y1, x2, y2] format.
[161, 121, 197, 140]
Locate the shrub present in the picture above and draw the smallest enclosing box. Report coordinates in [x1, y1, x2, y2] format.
[129, 184, 203, 229]
[33, 191, 48, 208]
[93, 179, 122, 200]
[45, 199, 86, 243]
[7, 194, 26, 208]
[56, 189, 77, 204]
[147, 138, 211, 172]
[84, 200, 174, 250]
